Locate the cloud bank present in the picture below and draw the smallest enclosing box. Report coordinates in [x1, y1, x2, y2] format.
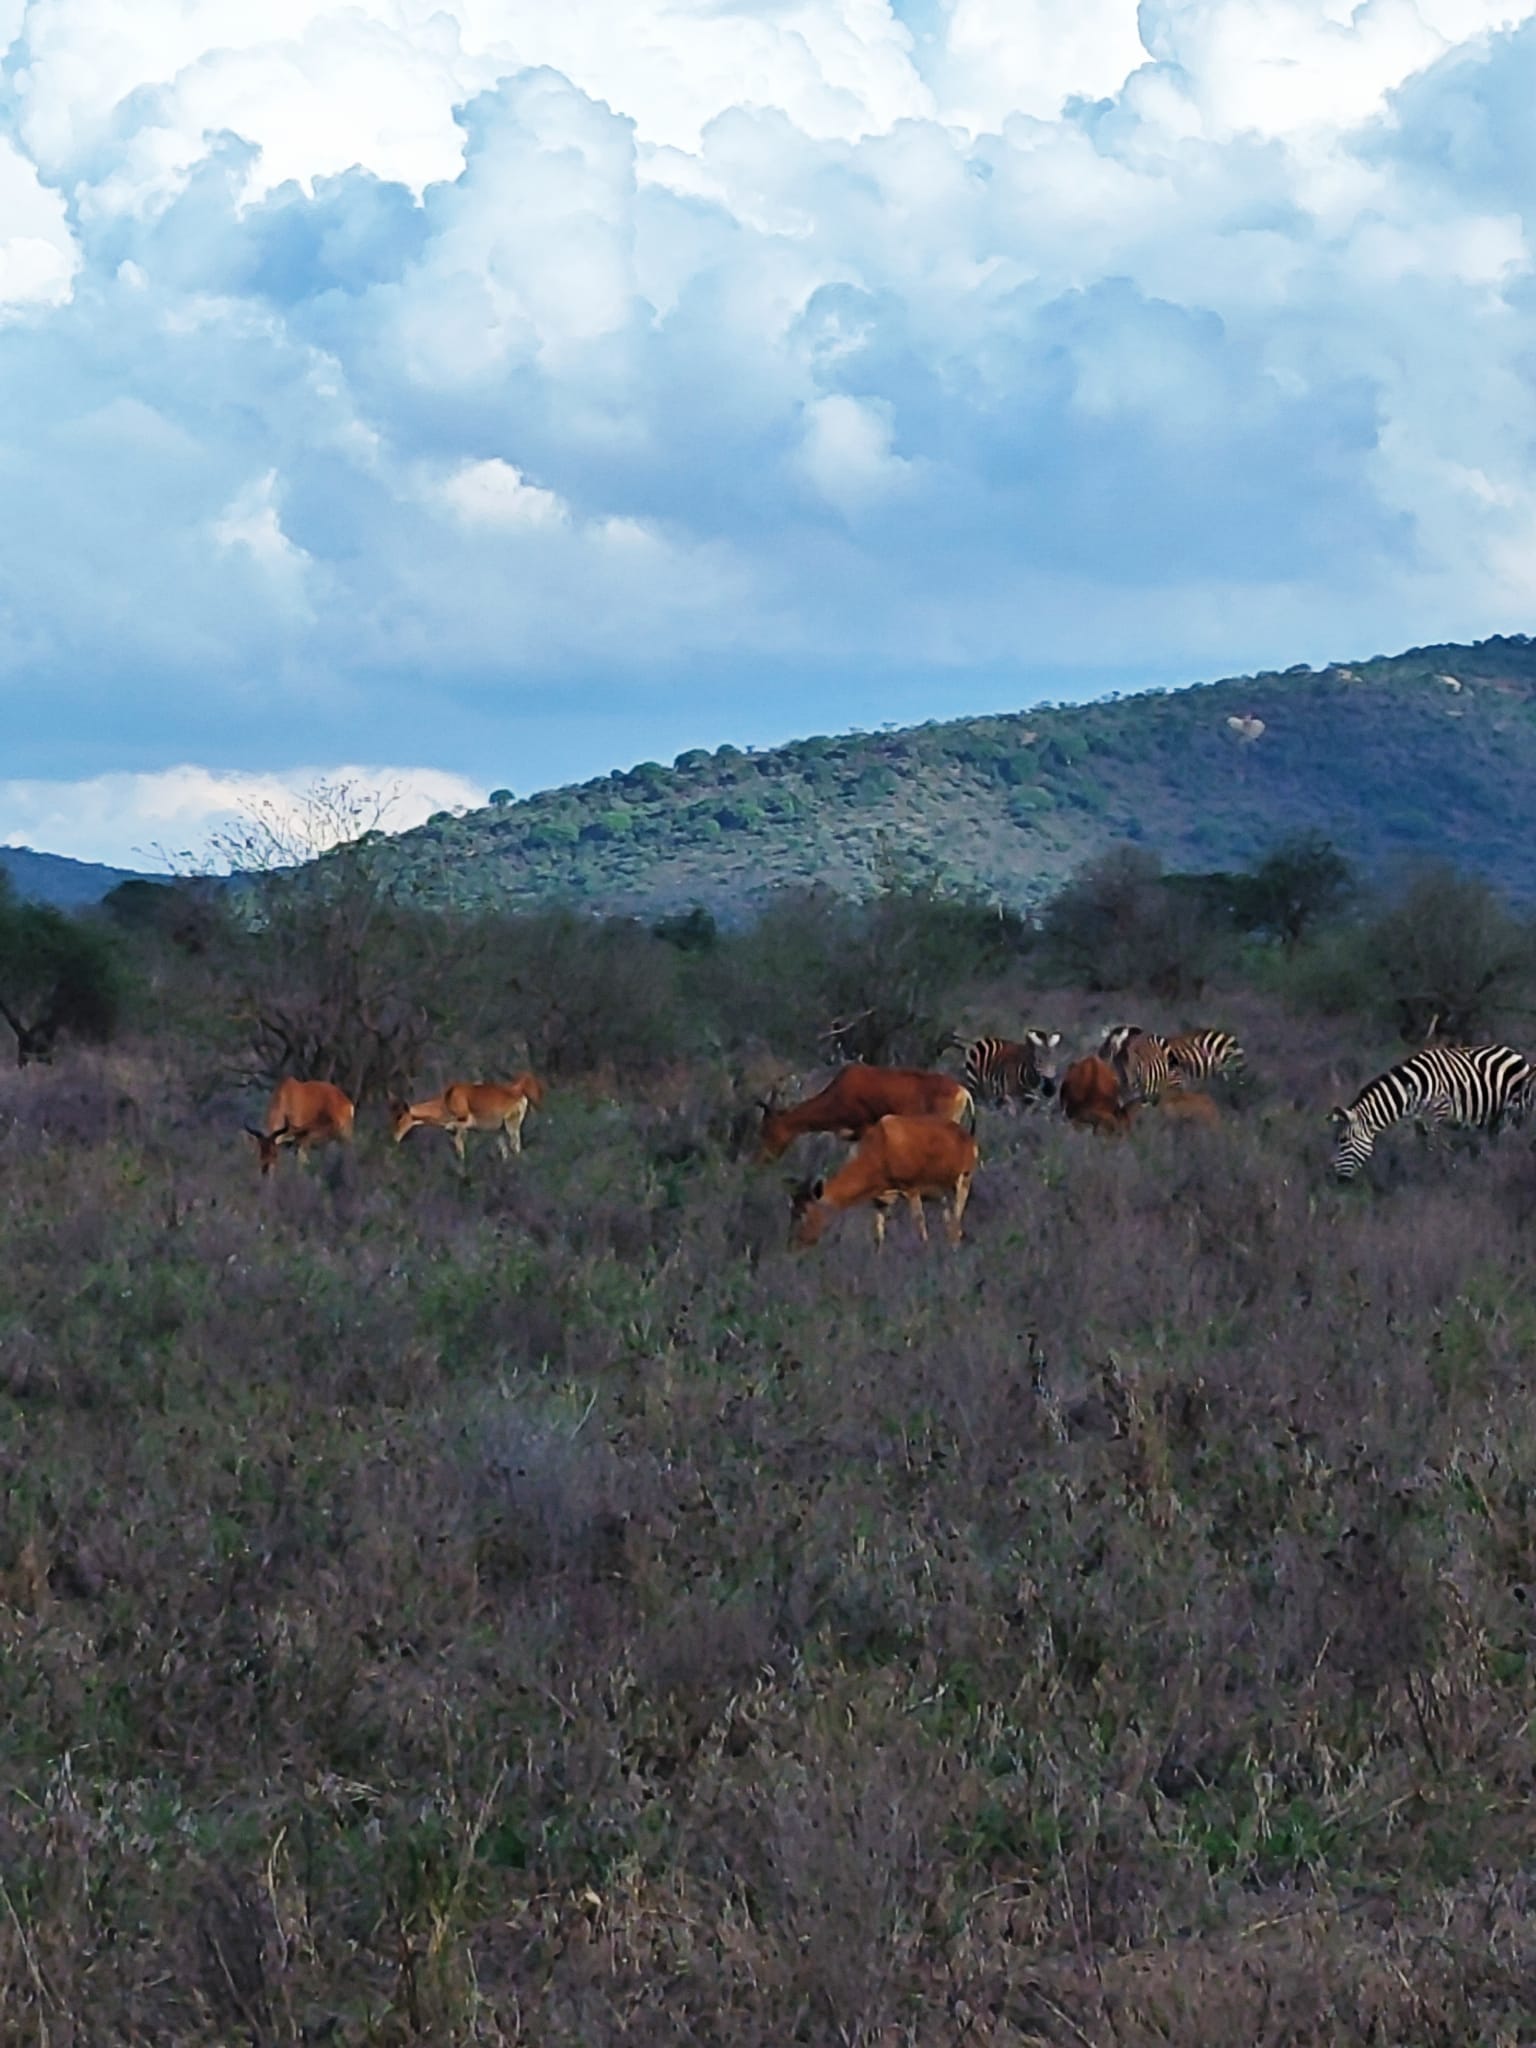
[2, 0, 1535, 860]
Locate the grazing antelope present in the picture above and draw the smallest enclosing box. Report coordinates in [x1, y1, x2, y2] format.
[1156, 1089, 1221, 1129]
[1329, 1045, 1536, 1182]
[245, 1079, 355, 1175]
[1060, 1055, 1137, 1136]
[789, 1114, 980, 1249]
[758, 1065, 973, 1162]
[390, 1075, 545, 1164]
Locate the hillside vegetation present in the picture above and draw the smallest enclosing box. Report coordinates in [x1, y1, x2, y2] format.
[376, 635, 1536, 918]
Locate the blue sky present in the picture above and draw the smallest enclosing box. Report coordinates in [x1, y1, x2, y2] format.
[1, 0, 1535, 864]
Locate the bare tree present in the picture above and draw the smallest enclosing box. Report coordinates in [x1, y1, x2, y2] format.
[208, 780, 435, 1104]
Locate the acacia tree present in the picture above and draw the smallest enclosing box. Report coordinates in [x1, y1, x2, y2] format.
[1041, 846, 1229, 998]
[0, 876, 122, 1065]
[1235, 832, 1354, 950]
[208, 781, 435, 1103]
[1361, 864, 1535, 1045]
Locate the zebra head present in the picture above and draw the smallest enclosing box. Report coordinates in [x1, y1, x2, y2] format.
[1024, 1028, 1062, 1099]
[1099, 1024, 1140, 1063]
[1328, 1103, 1371, 1181]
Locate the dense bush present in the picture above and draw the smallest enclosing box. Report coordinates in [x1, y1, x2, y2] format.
[705, 883, 1026, 1065]
[0, 875, 123, 1064]
[1227, 831, 1355, 948]
[1040, 845, 1234, 998]
[1360, 862, 1535, 1043]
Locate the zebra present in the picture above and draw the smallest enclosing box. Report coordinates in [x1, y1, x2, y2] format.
[1100, 1025, 1244, 1103]
[1099, 1025, 1180, 1105]
[1329, 1043, 1536, 1182]
[1163, 1029, 1245, 1085]
[958, 1030, 1062, 1109]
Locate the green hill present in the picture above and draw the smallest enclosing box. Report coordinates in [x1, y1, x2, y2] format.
[376, 635, 1536, 916]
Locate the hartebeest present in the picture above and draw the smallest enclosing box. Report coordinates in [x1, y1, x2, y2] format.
[789, 1114, 980, 1249]
[1156, 1089, 1221, 1129]
[390, 1075, 545, 1163]
[758, 1065, 973, 1162]
[1060, 1056, 1136, 1136]
[245, 1079, 355, 1175]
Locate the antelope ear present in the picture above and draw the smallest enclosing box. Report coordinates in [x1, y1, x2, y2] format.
[810, 1176, 827, 1201]
[243, 1125, 264, 1142]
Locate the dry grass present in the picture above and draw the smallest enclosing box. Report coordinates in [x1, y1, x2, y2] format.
[2, 990, 1535, 2044]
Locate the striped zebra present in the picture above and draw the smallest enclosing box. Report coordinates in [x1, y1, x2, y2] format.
[1329, 1043, 1536, 1182]
[1100, 1025, 1244, 1103]
[958, 1030, 1062, 1108]
[1100, 1026, 1180, 1105]
[1164, 1029, 1245, 1085]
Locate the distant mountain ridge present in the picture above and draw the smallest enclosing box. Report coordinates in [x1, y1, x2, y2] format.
[1, 845, 163, 910]
[372, 635, 1536, 918]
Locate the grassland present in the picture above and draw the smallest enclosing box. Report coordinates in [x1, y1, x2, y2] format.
[3, 961, 1535, 2043]
[373, 634, 1536, 918]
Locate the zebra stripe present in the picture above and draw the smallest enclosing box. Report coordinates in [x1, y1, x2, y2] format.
[1100, 1026, 1180, 1105]
[1329, 1043, 1536, 1181]
[960, 1031, 1061, 1107]
[1165, 1030, 1245, 1084]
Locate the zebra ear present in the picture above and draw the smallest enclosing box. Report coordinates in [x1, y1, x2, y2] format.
[1327, 1106, 1348, 1126]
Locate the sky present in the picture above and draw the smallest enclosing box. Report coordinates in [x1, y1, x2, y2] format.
[3, 0, 1536, 866]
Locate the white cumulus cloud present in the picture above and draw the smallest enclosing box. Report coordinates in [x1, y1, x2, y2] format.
[0, 0, 1535, 858]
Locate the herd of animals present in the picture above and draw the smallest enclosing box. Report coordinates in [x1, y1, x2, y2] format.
[240, 1027, 1536, 1249]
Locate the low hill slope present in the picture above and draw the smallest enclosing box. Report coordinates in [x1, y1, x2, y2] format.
[379, 635, 1536, 917]
[0, 845, 163, 910]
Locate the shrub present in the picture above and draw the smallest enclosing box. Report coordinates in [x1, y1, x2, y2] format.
[1040, 846, 1233, 998]
[1233, 833, 1355, 949]
[1360, 864, 1535, 1043]
[494, 908, 689, 1075]
[0, 878, 123, 1064]
[710, 883, 1026, 1063]
[652, 905, 720, 955]
[206, 783, 435, 1101]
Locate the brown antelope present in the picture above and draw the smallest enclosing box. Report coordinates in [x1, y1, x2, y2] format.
[759, 1065, 974, 1162]
[1156, 1089, 1221, 1129]
[1060, 1055, 1137, 1136]
[789, 1114, 979, 1249]
[245, 1079, 355, 1175]
[390, 1075, 544, 1163]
